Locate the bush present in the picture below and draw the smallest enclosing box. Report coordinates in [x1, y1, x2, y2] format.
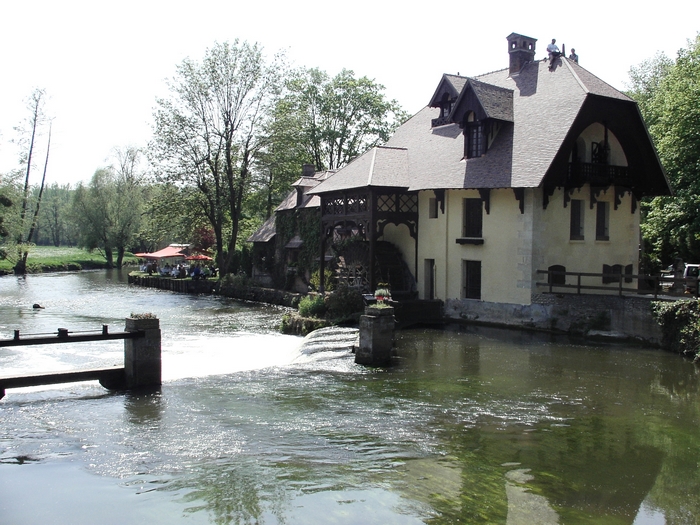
[325, 283, 364, 321]
[651, 299, 700, 359]
[309, 268, 335, 292]
[298, 294, 326, 318]
[280, 312, 329, 335]
[220, 272, 249, 292]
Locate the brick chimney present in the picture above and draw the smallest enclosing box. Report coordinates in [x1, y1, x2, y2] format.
[302, 163, 315, 177]
[507, 33, 537, 76]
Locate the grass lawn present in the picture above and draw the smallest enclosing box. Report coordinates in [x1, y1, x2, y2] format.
[0, 246, 138, 274]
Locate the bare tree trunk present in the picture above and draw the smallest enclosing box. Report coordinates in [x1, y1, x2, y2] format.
[14, 89, 46, 275]
[19, 124, 52, 270]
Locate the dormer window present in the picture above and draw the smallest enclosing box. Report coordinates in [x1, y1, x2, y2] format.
[464, 112, 484, 159]
[440, 93, 453, 119]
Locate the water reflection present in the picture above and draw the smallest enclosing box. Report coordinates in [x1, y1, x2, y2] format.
[2, 273, 700, 524]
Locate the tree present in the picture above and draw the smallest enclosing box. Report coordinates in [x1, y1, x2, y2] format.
[37, 183, 77, 247]
[150, 40, 283, 276]
[249, 68, 409, 224]
[11, 88, 51, 274]
[278, 68, 409, 171]
[628, 35, 700, 266]
[71, 147, 145, 268]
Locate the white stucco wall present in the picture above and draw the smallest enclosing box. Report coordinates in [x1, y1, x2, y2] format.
[417, 188, 533, 305]
[532, 185, 639, 293]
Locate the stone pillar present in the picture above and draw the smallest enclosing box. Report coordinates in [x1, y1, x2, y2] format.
[356, 306, 395, 366]
[124, 317, 162, 389]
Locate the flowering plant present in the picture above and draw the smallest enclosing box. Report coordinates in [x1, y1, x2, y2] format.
[374, 283, 391, 304]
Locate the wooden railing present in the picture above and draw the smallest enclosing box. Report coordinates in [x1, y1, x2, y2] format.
[535, 270, 699, 300]
[0, 319, 161, 400]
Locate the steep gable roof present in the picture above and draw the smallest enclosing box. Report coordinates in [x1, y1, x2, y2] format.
[310, 52, 669, 196]
[428, 74, 468, 108]
[450, 78, 514, 123]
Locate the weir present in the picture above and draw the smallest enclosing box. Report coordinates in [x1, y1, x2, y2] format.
[0, 317, 162, 399]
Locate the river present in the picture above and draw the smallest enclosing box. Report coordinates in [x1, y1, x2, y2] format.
[1, 271, 699, 524]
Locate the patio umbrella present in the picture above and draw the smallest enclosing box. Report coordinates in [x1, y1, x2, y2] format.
[185, 254, 213, 261]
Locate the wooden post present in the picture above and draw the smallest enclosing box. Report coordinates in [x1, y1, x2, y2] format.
[124, 317, 161, 389]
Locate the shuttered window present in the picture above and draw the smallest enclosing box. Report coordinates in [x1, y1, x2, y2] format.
[570, 199, 584, 240]
[463, 260, 482, 299]
[463, 198, 483, 238]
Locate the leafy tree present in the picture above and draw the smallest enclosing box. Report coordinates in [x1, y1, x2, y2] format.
[628, 34, 700, 267]
[37, 182, 77, 247]
[150, 40, 283, 276]
[71, 147, 145, 268]
[280, 68, 409, 171]
[133, 182, 194, 253]
[249, 67, 409, 225]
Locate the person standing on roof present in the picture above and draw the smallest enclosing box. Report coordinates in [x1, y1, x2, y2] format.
[569, 48, 579, 63]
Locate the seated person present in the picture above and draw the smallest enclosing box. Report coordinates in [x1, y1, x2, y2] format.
[547, 38, 560, 61]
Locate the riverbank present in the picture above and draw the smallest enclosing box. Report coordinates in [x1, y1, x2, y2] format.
[0, 247, 138, 276]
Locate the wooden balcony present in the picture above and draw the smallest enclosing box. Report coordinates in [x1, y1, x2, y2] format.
[568, 163, 632, 188]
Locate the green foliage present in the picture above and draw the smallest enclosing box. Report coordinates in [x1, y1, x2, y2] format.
[71, 148, 146, 269]
[276, 208, 321, 280]
[280, 312, 328, 335]
[219, 272, 251, 293]
[629, 35, 700, 265]
[150, 40, 284, 277]
[651, 299, 700, 359]
[309, 268, 335, 292]
[0, 246, 130, 273]
[298, 294, 326, 318]
[276, 67, 410, 171]
[325, 283, 364, 321]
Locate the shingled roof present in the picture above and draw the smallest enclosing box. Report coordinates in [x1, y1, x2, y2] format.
[310, 52, 667, 196]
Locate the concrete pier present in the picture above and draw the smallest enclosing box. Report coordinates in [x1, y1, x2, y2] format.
[355, 306, 395, 366]
[124, 317, 162, 389]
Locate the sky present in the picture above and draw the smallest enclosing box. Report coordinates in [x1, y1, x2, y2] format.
[1, 0, 698, 186]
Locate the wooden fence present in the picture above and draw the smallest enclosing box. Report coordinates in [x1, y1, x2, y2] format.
[535, 269, 698, 300]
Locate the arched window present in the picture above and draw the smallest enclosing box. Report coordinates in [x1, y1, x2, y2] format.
[548, 265, 566, 286]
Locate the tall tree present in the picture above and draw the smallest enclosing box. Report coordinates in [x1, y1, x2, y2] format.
[628, 35, 700, 266]
[150, 40, 283, 276]
[38, 182, 77, 247]
[12, 88, 51, 274]
[279, 68, 408, 171]
[71, 147, 145, 268]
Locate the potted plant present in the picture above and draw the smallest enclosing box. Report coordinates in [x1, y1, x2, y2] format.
[374, 283, 391, 304]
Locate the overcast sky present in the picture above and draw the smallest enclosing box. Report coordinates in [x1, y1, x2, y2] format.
[1, 0, 698, 186]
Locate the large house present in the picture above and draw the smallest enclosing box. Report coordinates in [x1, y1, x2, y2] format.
[251, 33, 671, 333]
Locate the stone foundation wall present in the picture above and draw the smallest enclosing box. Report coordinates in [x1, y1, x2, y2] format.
[444, 293, 663, 345]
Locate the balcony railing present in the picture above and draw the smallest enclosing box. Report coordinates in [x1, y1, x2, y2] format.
[568, 163, 632, 187]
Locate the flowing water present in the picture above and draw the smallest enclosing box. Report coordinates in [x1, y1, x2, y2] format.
[1, 271, 700, 524]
